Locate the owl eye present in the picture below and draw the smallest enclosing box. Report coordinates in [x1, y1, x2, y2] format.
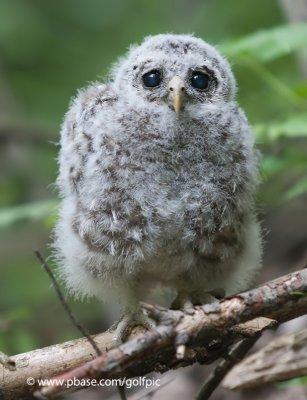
[190, 71, 209, 90]
[142, 69, 162, 87]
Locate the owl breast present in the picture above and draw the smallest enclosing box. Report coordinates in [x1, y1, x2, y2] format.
[63, 92, 256, 271]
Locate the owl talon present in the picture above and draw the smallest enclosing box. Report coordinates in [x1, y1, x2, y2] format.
[171, 293, 194, 311]
[172, 290, 220, 313]
[181, 300, 194, 314]
[112, 310, 155, 346]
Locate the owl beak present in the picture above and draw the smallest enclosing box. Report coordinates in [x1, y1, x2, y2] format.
[168, 76, 186, 116]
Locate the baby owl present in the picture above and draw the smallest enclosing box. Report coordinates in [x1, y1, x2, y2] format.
[55, 34, 261, 342]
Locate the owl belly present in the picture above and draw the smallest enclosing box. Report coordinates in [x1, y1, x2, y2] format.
[74, 159, 243, 266]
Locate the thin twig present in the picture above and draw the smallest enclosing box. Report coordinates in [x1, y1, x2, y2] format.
[34, 251, 102, 357]
[195, 335, 260, 400]
[35, 251, 128, 400]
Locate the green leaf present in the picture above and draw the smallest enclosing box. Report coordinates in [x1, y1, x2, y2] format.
[0, 200, 58, 229]
[260, 155, 289, 178]
[291, 291, 307, 297]
[253, 115, 307, 142]
[0, 307, 31, 323]
[11, 330, 37, 353]
[294, 81, 307, 99]
[285, 179, 307, 201]
[277, 375, 307, 388]
[221, 23, 307, 63]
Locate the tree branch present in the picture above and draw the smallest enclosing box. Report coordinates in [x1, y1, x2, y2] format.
[196, 336, 261, 400]
[223, 328, 307, 390]
[0, 268, 306, 399]
[0, 351, 16, 372]
[194, 317, 277, 400]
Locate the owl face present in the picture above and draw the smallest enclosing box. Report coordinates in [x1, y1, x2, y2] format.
[112, 34, 236, 116]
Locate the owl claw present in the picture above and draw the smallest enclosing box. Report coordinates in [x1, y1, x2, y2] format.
[171, 293, 194, 311]
[181, 299, 194, 314]
[112, 310, 156, 346]
[171, 290, 221, 313]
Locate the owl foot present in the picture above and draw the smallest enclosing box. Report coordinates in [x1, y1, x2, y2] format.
[110, 310, 155, 400]
[171, 289, 224, 313]
[171, 293, 195, 313]
[112, 309, 156, 346]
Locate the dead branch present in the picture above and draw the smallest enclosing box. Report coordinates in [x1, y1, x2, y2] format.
[0, 318, 273, 400]
[0, 268, 306, 399]
[36, 268, 307, 399]
[194, 317, 277, 400]
[196, 336, 261, 400]
[1, 331, 115, 400]
[223, 328, 307, 390]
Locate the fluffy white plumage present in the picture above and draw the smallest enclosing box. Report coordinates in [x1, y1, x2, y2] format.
[54, 34, 262, 325]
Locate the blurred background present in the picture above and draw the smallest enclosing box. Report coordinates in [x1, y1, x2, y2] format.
[0, 0, 307, 399]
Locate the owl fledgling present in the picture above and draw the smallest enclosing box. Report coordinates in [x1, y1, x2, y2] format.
[54, 34, 262, 342]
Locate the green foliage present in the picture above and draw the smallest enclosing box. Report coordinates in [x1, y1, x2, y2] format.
[277, 375, 307, 388]
[0, 200, 58, 229]
[222, 23, 307, 63]
[222, 24, 307, 201]
[254, 114, 307, 142]
[285, 179, 307, 201]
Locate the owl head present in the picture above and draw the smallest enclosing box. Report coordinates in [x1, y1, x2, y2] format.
[111, 34, 236, 116]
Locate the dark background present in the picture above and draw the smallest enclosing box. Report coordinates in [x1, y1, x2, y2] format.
[0, 1, 306, 399]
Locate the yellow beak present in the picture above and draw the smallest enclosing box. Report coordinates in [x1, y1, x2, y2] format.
[168, 76, 185, 116]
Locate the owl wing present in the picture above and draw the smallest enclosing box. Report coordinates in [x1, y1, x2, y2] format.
[57, 83, 148, 261]
[186, 105, 258, 264]
[57, 83, 118, 198]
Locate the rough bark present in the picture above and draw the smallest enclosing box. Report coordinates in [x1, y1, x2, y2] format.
[223, 328, 307, 390]
[0, 268, 306, 399]
[0, 319, 273, 400]
[0, 330, 115, 400]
